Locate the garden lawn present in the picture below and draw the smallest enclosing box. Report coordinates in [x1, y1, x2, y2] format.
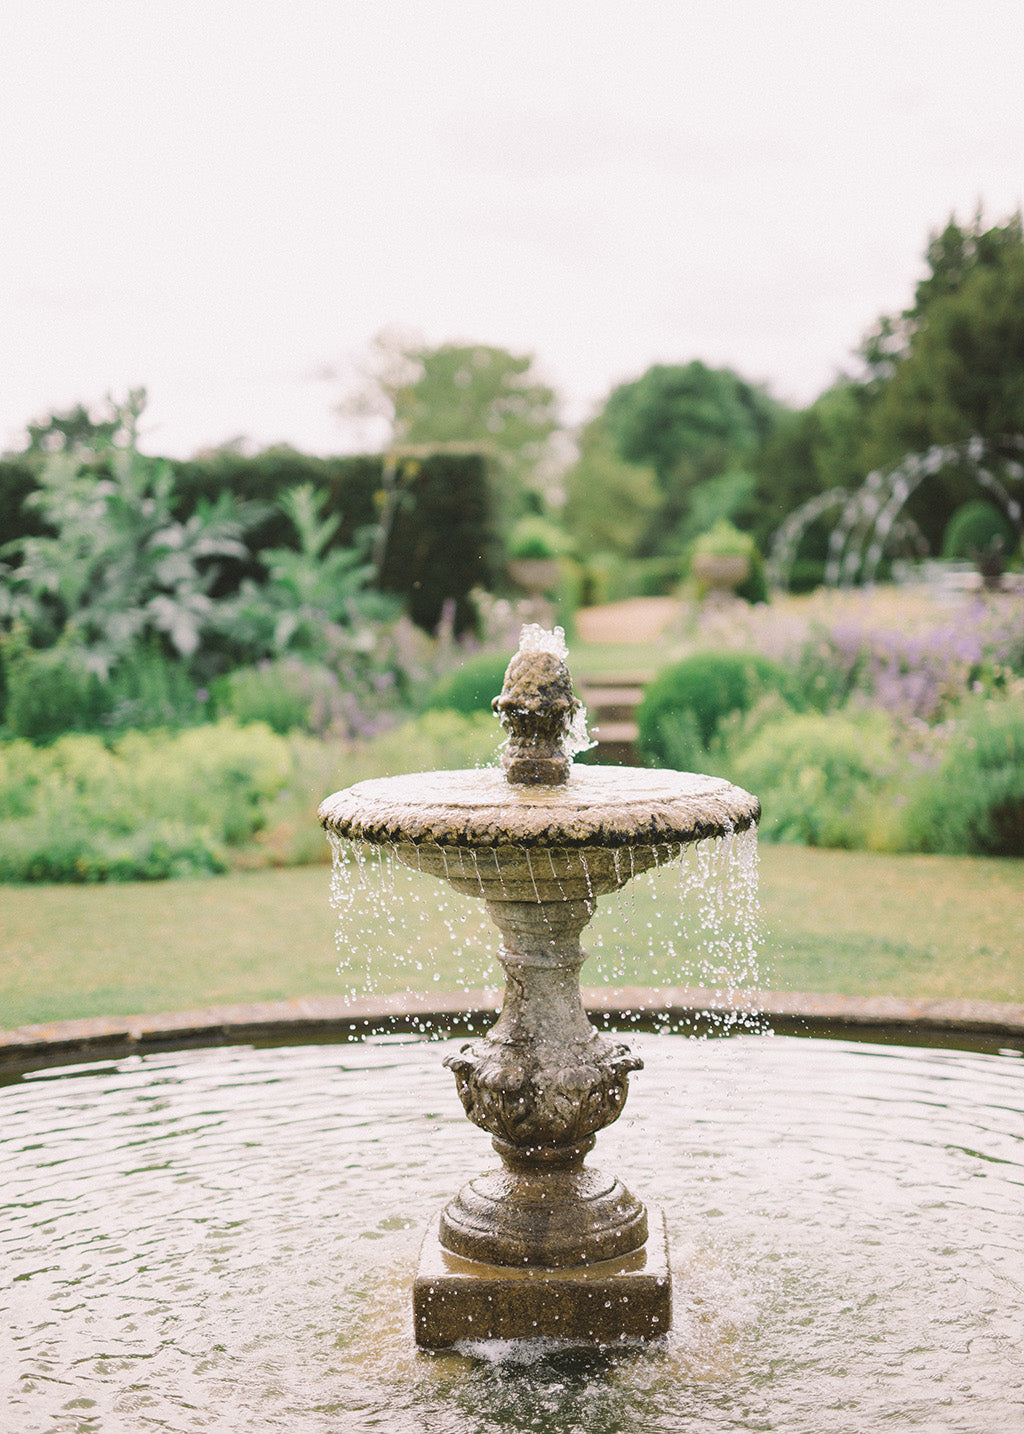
[2, 846, 1022, 1029]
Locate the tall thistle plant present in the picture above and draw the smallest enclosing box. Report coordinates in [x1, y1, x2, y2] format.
[216, 483, 396, 661]
[1, 446, 251, 676]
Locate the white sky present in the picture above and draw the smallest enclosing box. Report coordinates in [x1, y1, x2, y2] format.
[2, 1, 1023, 458]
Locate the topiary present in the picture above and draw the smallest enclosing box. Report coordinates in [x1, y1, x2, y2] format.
[941, 500, 1016, 561]
[636, 650, 794, 769]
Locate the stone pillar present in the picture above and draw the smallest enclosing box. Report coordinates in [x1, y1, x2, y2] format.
[439, 894, 647, 1269]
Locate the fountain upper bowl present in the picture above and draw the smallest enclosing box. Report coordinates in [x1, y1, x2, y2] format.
[318, 765, 759, 903]
[318, 765, 759, 850]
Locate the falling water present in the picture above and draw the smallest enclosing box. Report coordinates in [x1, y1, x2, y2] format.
[769, 436, 1024, 591]
[328, 828, 765, 1037]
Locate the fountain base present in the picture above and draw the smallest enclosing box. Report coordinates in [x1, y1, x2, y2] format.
[413, 1208, 671, 1348]
[439, 1159, 648, 1268]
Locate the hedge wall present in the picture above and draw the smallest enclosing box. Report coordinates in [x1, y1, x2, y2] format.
[1, 446, 500, 636]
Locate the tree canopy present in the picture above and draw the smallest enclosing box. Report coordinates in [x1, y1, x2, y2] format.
[339, 333, 561, 503]
[862, 218, 1024, 467]
[559, 414, 660, 558]
[752, 210, 1024, 568]
[597, 360, 782, 554]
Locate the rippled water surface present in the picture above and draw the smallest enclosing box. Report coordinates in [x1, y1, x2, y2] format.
[2, 1034, 1022, 1433]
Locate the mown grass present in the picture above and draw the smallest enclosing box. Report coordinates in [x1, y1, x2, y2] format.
[2, 845, 1021, 1029]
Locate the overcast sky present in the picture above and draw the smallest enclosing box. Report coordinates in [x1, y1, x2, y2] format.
[3, 1, 1023, 458]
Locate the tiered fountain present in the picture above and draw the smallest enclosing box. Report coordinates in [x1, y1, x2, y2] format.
[318, 625, 759, 1347]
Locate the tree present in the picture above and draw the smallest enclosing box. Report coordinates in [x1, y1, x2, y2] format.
[853, 210, 1024, 548]
[864, 244, 1024, 462]
[339, 333, 561, 504]
[747, 381, 869, 547]
[753, 212, 1024, 574]
[599, 361, 782, 553]
[559, 414, 660, 558]
[859, 211, 1024, 393]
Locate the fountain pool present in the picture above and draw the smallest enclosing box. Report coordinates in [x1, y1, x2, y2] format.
[2, 1027, 1022, 1432]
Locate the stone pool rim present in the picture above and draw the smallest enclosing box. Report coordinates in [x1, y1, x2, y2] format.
[2, 988, 1022, 1076]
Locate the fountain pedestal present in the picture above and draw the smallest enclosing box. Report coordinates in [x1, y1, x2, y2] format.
[413, 889, 671, 1346]
[318, 626, 759, 1348]
[440, 896, 647, 1269]
[413, 1208, 671, 1348]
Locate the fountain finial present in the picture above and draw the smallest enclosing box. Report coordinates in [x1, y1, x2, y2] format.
[492, 624, 584, 786]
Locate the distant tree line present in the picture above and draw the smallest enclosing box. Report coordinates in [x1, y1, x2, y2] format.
[5, 208, 1022, 617]
[561, 209, 1024, 587]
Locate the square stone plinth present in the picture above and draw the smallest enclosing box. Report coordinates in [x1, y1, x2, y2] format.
[413, 1208, 671, 1348]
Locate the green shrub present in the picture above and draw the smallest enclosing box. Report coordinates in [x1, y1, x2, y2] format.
[689, 520, 768, 604]
[898, 694, 1024, 855]
[214, 660, 344, 734]
[507, 516, 574, 560]
[2, 635, 205, 741]
[0, 815, 227, 882]
[575, 553, 685, 606]
[636, 651, 795, 769]
[334, 708, 501, 780]
[0, 709, 504, 881]
[272, 709, 503, 866]
[424, 652, 511, 716]
[729, 708, 897, 847]
[98, 646, 206, 733]
[786, 557, 827, 594]
[1, 638, 105, 741]
[941, 500, 1017, 561]
[0, 721, 293, 881]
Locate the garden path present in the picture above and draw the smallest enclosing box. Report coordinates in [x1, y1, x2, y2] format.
[574, 596, 680, 643]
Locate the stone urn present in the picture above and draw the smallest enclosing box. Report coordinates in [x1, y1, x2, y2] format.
[509, 557, 562, 596]
[692, 552, 751, 593]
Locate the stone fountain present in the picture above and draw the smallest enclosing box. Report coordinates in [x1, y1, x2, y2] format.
[318, 626, 759, 1348]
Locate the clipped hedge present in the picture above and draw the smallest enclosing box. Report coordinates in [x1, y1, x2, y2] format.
[2, 446, 502, 637]
[636, 651, 795, 769]
[175, 446, 500, 633]
[941, 500, 1017, 561]
[424, 652, 511, 716]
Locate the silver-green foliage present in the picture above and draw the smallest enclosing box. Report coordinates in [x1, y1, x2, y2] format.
[214, 483, 396, 661]
[1, 448, 249, 674]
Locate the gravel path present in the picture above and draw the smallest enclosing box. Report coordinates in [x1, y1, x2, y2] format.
[574, 597, 679, 643]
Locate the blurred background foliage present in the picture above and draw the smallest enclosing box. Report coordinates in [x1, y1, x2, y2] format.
[1, 210, 1023, 879]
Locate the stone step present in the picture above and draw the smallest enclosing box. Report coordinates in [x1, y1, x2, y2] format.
[577, 672, 652, 763]
[588, 720, 639, 744]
